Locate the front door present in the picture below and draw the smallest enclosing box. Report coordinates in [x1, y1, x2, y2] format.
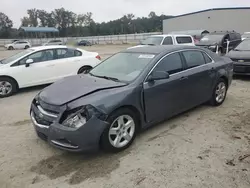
[12, 49, 59, 87]
[143, 52, 188, 123]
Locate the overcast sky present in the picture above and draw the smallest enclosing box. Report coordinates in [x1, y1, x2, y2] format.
[1, 0, 250, 28]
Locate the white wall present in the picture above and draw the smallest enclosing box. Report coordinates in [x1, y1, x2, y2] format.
[163, 9, 250, 34]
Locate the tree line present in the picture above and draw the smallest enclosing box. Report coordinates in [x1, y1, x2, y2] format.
[0, 8, 173, 38]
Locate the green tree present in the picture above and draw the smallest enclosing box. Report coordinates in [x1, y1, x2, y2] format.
[0, 12, 13, 38]
[27, 9, 38, 27]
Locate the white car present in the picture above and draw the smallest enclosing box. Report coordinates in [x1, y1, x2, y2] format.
[0, 45, 101, 97]
[129, 34, 195, 49]
[43, 39, 64, 46]
[4, 41, 31, 50]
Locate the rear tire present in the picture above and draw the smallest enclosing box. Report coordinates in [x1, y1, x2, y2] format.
[77, 66, 92, 74]
[210, 78, 228, 106]
[101, 108, 139, 153]
[0, 77, 18, 98]
[8, 46, 14, 50]
[24, 45, 29, 49]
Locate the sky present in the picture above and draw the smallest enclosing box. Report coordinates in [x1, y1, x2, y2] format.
[1, 0, 250, 28]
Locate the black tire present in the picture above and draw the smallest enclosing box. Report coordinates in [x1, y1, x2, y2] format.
[77, 66, 92, 74]
[8, 46, 14, 50]
[210, 78, 228, 106]
[100, 108, 139, 153]
[0, 77, 18, 98]
[24, 45, 29, 49]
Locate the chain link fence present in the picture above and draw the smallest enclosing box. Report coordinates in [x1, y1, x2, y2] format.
[0, 32, 162, 47]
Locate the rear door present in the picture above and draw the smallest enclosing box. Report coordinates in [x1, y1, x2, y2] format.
[180, 50, 215, 107]
[143, 52, 188, 122]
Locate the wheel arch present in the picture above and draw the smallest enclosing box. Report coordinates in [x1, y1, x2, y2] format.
[219, 75, 229, 88]
[0, 75, 19, 89]
[107, 105, 142, 130]
[77, 65, 93, 74]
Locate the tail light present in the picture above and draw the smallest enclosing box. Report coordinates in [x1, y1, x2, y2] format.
[96, 55, 101, 60]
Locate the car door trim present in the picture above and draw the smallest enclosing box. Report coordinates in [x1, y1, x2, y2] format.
[144, 49, 215, 84]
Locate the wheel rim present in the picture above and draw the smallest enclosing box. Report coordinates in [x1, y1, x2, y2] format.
[108, 115, 135, 148]
[0, 81, 12, 96]
[215, 82, 226, 103]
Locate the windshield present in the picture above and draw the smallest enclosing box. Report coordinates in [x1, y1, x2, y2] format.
[242, 34, 250, 39]
[90, 52, 155, 82]
[0, 49, 33, 64]
[200, 35, 224, 43]
[235, 39, 250, 51]
[141, 36, 163, 45]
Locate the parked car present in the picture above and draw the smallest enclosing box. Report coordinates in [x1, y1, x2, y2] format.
[242, 32, 250, 40]
[169, 30, 209, 43]
[226, 38, 250, 75]
[0, 45, 101, 97]
[78, 40, 92, 46]
[129, 34, 195, 49]
[43, 39, 64, 46]
[30, 45, 233, 153]
[197, 31, 242, 54]
[4, 41, 31, 50]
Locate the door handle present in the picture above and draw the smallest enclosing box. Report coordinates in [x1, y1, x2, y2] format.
[209, 67, 215, 73]
[179, 76, 188, 81]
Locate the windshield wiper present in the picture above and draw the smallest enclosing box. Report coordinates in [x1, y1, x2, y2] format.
[89, 73, 120, 82]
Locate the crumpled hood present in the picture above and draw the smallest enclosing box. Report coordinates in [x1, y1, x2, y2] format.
[226, 50, 250, 59]
[39, 74, 127, 106]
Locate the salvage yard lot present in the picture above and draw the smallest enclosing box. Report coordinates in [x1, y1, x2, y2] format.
[0, 44, 250, 188]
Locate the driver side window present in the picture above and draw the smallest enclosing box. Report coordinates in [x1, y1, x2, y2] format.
[154, 52, 184, 75]
[19, 50, 55, 65]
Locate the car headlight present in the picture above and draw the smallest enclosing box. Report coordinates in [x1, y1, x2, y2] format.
[63, 113, 87, 128]
[61, 105, 107, 129]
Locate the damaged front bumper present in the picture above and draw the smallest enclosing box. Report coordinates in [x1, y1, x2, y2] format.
[30, 102, 109, 152]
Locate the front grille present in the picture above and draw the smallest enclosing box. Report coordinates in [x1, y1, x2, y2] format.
[233, 65, 250, 73]
[32, 98, 61, 126]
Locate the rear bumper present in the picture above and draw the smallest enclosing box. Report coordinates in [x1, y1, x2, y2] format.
[233, 62, 250, 75]
[30, 110, 108, 153]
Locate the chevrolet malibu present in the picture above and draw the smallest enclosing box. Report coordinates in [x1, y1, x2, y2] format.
[30, 45, 233, 153]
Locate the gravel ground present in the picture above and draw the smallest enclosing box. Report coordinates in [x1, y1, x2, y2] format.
[0, 45, 250, 188]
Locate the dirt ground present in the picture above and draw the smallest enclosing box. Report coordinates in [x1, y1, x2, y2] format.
[0, 45, 250, 188]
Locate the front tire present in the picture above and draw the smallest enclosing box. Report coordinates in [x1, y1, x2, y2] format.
[101, 108, 139, 152]
[210, 78, 228, 106]
[0, 77, 17, 98]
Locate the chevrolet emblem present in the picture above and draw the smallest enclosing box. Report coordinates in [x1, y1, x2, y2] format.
[238, 60, 244, 63]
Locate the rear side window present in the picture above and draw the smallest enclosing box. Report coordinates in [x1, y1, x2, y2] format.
[154, 53, 183, 75]
[56, 48, 81, 59]
[74, 50, 82, 56]
[176, 37, 192, 44]
[202, 52, 212, 63]
[162, 37, 173, 45]
[182, 51, 205, 68]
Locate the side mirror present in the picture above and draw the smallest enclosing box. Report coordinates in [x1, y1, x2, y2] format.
[147, 71, 170, 82]
[25, 59, 33, 67]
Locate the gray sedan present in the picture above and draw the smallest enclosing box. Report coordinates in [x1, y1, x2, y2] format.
[30, 45, 233, 153]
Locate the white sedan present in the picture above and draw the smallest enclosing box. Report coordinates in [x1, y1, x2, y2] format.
[0, 45, 101, 97]
[4, 40, 31, 50]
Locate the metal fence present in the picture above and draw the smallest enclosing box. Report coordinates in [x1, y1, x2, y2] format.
[0, 32, 162, 47]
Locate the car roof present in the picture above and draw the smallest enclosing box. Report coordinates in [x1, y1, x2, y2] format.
[124, 45, 201, 54]
[30, 45, 68, 51]
[150, 34, 193, 37]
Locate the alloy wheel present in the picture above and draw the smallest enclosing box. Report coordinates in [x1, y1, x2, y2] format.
[108, 115, 135, 148]
[0, 81, 12, 96]
[215, 82, 226, 103]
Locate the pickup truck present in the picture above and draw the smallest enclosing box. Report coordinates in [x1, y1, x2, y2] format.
[129, 34, 195, 49]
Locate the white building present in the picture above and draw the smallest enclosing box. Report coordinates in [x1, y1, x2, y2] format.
[163, 7, 250, 34]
